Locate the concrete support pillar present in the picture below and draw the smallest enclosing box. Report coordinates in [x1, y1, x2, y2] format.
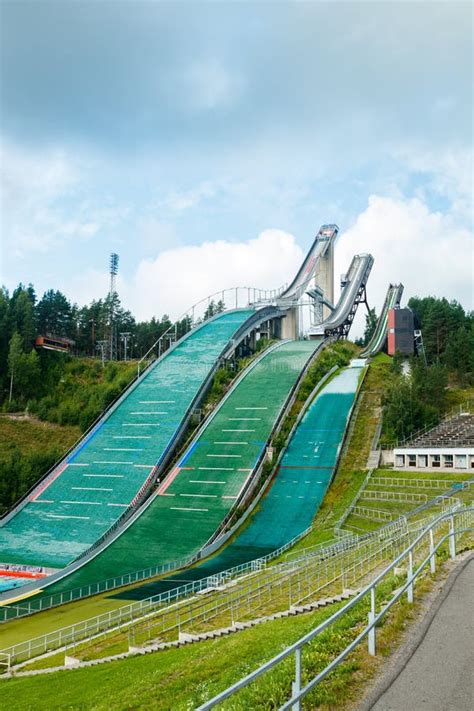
[314, 239, 334, 320]
[281, 308, 298, 340]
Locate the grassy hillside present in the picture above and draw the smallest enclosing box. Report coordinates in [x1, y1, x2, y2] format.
[0, 417, 80, 515]
[27, 358, 137, 431]
[0, 358, 136, 515]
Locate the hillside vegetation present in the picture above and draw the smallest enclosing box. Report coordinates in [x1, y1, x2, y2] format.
[0, 359, 135, 515]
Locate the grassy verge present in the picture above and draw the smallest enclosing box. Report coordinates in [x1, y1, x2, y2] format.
[0, 418, 80, 459]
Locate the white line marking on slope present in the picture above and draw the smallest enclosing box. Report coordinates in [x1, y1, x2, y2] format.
[123, 423, 161, 427]
[72, 487, 113, 492]
[60, 500, 102, 506]
[139, 400, 175, 404]
[235, 407, 268, 410]
[84, 474, 124, 479]
[222, 429, 255, 433]
[170, 507, 208, 512]
[112, 436, 151, 439]
[45, 514, 90, 520]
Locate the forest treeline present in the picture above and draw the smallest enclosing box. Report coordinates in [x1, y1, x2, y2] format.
[0, 283, 224, 410]
[1, 283, 472, 443]
[381, 296, 473, 444]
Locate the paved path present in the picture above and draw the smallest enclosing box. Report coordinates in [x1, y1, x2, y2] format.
[371, 558, 474, 711]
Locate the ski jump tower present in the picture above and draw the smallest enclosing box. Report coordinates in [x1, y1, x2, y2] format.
[277, 224, 338, 339]
[313, 226, 335, 319]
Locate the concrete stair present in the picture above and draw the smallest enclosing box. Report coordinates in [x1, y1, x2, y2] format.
[132, 588, 360, 654]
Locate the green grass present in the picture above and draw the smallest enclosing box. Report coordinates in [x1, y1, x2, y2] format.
[445, 385, 474, 410]
[0, 590, 371, 710]
[0, 418, 80, 459]
[2, 545, 468, 711]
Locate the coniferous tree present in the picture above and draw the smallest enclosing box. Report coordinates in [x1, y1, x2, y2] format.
[362, 307, 378, 346]
[7, 331, 24, 404]
[37, 290, 73, 337]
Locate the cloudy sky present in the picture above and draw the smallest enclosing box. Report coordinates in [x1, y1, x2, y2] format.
[1, 0, 472, 334]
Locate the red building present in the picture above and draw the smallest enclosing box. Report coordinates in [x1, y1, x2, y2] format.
[387, 308, 414, 356]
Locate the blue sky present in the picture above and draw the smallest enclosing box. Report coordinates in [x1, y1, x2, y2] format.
[1, 0, 472, 330]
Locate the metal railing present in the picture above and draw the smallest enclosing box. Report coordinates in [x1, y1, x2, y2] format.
[370, 477, 472, 490]
[333, 470, 374, 535]
[198, 507, 473, 710]
[352, 505, 395, 522]
[361, 490, 428, 504]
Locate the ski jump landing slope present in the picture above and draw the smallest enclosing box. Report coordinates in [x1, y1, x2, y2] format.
[36, 339, 320, 596]
[113, 362, 366, 602]
[0, 310, 256, 569]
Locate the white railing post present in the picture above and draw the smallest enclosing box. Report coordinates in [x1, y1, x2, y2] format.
[292, 646, 302, 711]
[368, 585, 376, 655]
[429, 527, 436, 574]
[407, 550, 414, 603]
[449, 515, 456, 559]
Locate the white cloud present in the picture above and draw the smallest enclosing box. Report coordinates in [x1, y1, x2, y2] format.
[335, 195, 473, 336]
[0, 141, 128, 267]
[57, 197, 472, 343]
[123, 230, 304, 320]
[392, 145, 473, 223]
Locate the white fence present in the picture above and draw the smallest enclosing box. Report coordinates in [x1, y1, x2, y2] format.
[361, 490, 428, 504]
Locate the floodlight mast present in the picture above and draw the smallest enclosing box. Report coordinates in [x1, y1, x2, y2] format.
[109, 253, 119, 360]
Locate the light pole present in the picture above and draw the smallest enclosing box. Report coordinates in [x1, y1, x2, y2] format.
[96, 340, 108, 368]
[120, 332, 132, 361]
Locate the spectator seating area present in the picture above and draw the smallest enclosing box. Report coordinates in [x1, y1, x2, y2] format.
[394, 412, 474, 472]
[407, 413, 474, 448]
